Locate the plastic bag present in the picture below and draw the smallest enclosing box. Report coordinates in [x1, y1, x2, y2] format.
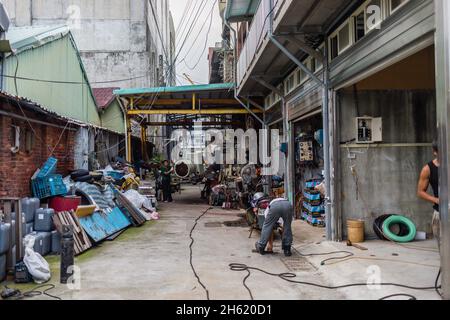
[124, 190, 154, 211]
[23, 234, 51, 284]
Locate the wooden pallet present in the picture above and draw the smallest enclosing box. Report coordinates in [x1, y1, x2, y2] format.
[52, 211, 92, 255]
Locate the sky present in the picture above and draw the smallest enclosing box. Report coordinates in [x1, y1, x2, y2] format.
[169, 0, 223, 86]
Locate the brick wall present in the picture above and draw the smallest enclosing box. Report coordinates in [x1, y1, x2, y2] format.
[0, 100, 76, 198]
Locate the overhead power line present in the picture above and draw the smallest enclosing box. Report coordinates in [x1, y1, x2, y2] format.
[181, 0, 217, 71]
[177, 0, 217, 67]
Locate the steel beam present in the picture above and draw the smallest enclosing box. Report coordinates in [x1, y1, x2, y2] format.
[280, 35, 324, 62]
[134, 98, 242, 106]
[127, 109, 262, 116]
[252, 76, 285, 97]
[143, 121, 241, 126]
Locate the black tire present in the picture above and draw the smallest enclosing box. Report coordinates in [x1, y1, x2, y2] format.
[71, 169, 89, 179]
[73, 175, 93, 183]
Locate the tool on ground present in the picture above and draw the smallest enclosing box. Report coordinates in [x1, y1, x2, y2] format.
[1, 287, 20, 299]
[346, 240, 368, 251]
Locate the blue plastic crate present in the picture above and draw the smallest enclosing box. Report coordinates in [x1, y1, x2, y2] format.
[36, 157, 58, 178]
[303, 201, 325, 213]
[305, 179, 323, 189]
[106, 171, 124, 181]
[32, 174, 67, 199]
[303, 189, 322, 201]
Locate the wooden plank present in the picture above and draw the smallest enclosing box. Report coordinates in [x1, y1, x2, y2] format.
[70, 211, 92, 249]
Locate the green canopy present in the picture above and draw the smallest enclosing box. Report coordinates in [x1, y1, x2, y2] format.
[225, 0, 261, 23]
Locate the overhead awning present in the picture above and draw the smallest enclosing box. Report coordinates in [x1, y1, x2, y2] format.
[114, 83, 262, 115]
[225, 0, 262, 23]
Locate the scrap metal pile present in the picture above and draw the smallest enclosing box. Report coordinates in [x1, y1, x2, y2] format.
[0, 157, 160, 284]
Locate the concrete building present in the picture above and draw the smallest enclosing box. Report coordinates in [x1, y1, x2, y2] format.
[226, 0, 436, 237]
[1, 0, 177, 157]
[225, 0, 450, 298]
[1, 0, 176, 89]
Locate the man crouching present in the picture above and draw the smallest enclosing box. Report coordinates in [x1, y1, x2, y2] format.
[255, 198, 294, 257]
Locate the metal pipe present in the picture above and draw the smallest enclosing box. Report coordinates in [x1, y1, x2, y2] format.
[322, 43, 332, 241]
[116, 96, 129, 161]
[0, 109, 78, 131]
[435, 0, 450, 300]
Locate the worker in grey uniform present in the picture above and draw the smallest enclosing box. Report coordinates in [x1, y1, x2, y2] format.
[255, 198, 293, 257]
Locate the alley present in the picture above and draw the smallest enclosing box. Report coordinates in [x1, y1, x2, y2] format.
[47, 186, 340, 300]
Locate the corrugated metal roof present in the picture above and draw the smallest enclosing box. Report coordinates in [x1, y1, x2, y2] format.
[225, 0, 261, 23]
[6, 25, 70, 53]
[114, 83, 235, 97]
[0, 90, 123, 135]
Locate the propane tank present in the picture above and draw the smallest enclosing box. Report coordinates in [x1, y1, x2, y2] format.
[60, 225, 74, 284]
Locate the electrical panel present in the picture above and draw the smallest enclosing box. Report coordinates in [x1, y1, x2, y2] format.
[299, 140, 314, 162]
[355, 117, 382, 144]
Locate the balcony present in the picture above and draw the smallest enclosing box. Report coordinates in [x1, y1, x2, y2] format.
[231, 0, 355, 96]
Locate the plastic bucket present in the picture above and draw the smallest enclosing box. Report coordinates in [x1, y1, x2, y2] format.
[347, 219, 365, 243]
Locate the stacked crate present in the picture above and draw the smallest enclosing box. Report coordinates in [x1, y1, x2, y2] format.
[301, 179, 325, 227]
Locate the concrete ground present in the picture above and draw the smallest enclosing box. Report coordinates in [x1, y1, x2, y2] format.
[1, 185, 442, 300]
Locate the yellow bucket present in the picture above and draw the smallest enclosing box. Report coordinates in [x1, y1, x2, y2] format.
[347, 219, 365, 243]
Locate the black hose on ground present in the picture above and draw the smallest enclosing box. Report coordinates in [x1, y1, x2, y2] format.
[229, 263, 442, 301]
[189, 207, 213, 300]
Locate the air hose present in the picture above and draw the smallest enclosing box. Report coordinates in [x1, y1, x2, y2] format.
[229, 263, 441, 300]
[382, 215, 417, 243]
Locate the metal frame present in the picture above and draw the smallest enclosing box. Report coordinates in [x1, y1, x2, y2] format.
[435, 0, 450, 300]
[265, 0, 333, 239]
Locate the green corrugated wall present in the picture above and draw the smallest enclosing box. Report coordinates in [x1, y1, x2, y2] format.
[100, 100, 125, 134]
[3, 35, 101, 126]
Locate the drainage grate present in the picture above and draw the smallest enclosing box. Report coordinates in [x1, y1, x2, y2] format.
[204, 222, 223, 228]
[280, 252, 317, 272]
[223, 218, 248, 228]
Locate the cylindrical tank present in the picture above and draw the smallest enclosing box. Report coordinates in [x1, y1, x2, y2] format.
[51, 230, 61, 254]
[0, 223, 11, 255]
[0, 253, 6, 282]
[174, 160, 196, 179]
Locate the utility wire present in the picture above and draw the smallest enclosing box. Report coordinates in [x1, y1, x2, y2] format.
[175, 0, 196, 40]
[177, 0, 217, 68]
[173, 0, 208, 66]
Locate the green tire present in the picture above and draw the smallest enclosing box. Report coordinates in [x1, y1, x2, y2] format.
[382, 215, 417, 243]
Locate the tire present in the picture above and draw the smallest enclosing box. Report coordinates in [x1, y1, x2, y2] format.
[71, 169, 89, 179]
[382, 215, 417, 243]
[73, 175, 93, 183]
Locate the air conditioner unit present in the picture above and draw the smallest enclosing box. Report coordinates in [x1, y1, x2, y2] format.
[355, 117, 382, 144]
